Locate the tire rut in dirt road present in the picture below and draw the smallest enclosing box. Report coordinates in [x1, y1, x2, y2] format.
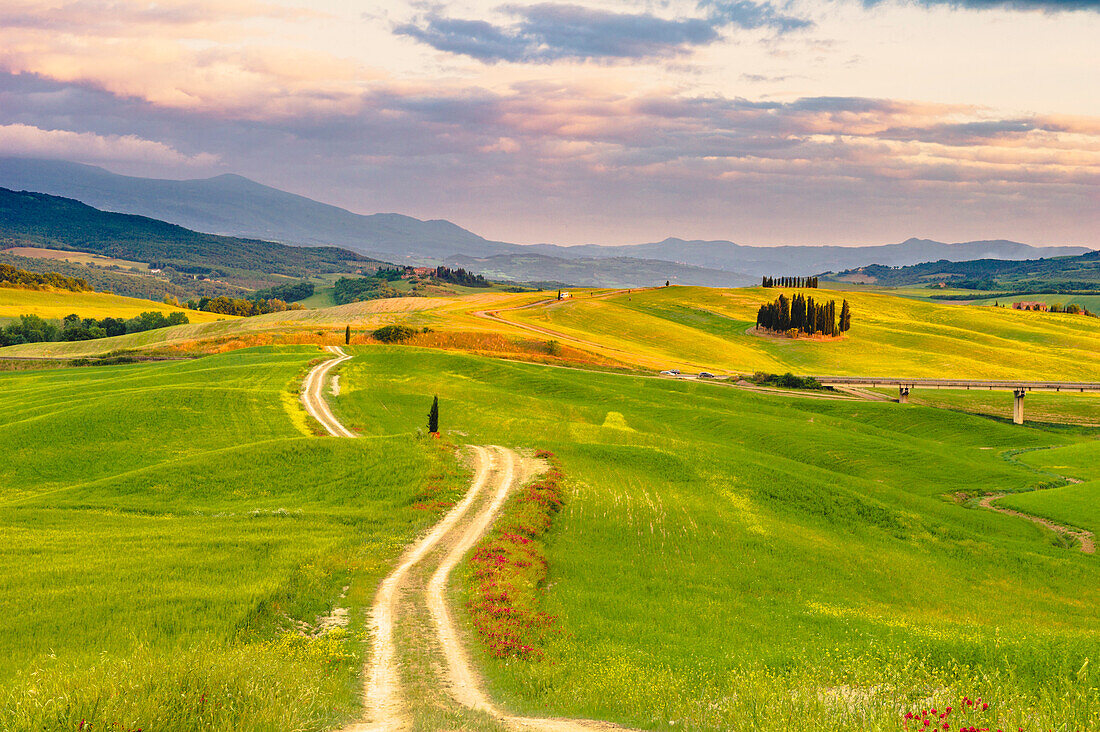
[302, 346, 356, 438]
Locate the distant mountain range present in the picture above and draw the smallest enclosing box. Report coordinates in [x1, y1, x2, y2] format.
[0, 157, 1090, 287]
[0, 187, 384, 300]
[832, 254, 1100, 290]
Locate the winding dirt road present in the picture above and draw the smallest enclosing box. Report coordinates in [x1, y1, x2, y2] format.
[302, 346, 356, 438]
[301, 347, 628, 731]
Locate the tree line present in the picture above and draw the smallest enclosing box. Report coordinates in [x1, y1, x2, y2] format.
[253, 281, 314, 302]
[0, 310, 189, 346]
[433, 266, 489, 287]
[183, 296, 304, 317]
[756, 293, 851, 336]
[762, 276, 819, 288]
[0, 263, 90, 292]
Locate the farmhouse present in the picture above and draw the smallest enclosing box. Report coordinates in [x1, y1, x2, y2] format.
[1013, 301, 1049, 311]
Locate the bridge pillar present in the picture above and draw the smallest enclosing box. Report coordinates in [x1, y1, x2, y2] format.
[1013, 388, 1026, 424]
[898, 386, 910, 404]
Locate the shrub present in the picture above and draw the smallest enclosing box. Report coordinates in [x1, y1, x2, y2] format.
[371, 325, 418, 343]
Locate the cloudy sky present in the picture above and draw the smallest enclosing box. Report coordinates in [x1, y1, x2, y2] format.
[0, 0, 1097, 246]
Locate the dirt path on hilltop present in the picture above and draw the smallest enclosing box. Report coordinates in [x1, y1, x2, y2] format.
[979, 492, 1095, 554]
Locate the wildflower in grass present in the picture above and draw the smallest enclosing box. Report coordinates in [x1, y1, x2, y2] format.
[466, 451, 566, 660]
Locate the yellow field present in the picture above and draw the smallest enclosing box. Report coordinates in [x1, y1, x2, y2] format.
[0, 287, 228, 324]
[494, 286, 1100, 380]
[2, 246, 150, 271]
[4, 285, 1100, 382]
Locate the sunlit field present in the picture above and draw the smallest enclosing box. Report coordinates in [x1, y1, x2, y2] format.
[332, 346, 1100, 732]
[0, 286, 228, 323]
[0, 347, 466, 731]
[6, 286, 1099, 384]
[500, 286, 1100, 379]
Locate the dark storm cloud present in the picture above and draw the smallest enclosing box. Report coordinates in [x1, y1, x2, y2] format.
[395, 2, 810, 63]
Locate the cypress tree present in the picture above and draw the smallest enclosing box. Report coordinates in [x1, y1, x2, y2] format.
[428, 396, 439, 433]
[345, 325, 351, 345]
[839, 300, 851, 332]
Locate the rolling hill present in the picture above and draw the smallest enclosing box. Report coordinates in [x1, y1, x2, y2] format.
[830, 253, 1100, 290]
[5, 285, 1100, 383]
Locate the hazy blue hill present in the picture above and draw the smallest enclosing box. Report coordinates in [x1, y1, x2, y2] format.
[832, 252, 1100, 289]
[0, 157, 513, 260]
[527, 236, 1091, 274]
[0, 187, 382, 280]
[445, 253, 753, 288]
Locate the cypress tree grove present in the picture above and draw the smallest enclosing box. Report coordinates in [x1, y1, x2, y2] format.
[428, 395, 439, 433]
[762, 276, 818, 289]
[757, 294, 846, 336]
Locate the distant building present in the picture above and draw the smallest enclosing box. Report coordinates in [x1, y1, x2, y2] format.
[557, 290, 571, 300]
[1013, 301, 1048, 311]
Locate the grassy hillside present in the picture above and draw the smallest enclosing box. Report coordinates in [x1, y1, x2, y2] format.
[830, 251, 1100, 288]
[500, 286, 1100, 379]
[332, 346, 1100, 731]
[0, 286, 228, 323]
[0, 348, 467, 730]
[0, 187, 385, 288]
[999, 442, 1100, 537]
[5, 285, 1100, 382]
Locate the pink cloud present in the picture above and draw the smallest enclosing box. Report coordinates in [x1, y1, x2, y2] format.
[0, 123, 218, 166]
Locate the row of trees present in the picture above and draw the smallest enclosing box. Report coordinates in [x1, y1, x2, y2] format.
[183, 296, 303, 316]
[433, 266, 489, 288]
[0, 311, 188, 346]
[253, 281, 315, 302]
[0, 263, 90, 292]
[756, 293, 851, 336]
[762, 276, 819, 288]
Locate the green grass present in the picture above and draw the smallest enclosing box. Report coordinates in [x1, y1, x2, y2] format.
[0, 346, 467, 731]
[334, 346, 1100, 731]
[997, 441, 1100, 537]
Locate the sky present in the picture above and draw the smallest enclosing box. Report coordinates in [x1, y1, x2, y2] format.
[0, 0, 1097, 247]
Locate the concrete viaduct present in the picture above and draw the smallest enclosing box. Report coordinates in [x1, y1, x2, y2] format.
[815, 377, 1100, 424]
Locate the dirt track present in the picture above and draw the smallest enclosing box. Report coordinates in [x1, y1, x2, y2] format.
[979, 492, 1095, 554]
[301, 347, 630, 731]
[301, 346, 356, 437]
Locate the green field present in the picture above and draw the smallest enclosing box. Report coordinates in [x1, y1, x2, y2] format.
[332, 346, 1100, 731]
[0, 348, 466, 731]
[997, 442, 1100, 537]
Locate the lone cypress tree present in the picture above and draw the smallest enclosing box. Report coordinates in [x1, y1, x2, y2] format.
[345, 325, 351, 345]
[427, 396, 439, 433]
